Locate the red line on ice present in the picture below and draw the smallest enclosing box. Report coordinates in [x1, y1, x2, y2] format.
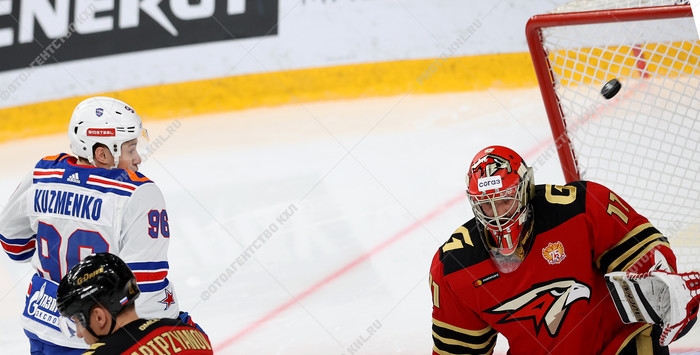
[214, 149, 549, 352]
[214, 192, 465, 352]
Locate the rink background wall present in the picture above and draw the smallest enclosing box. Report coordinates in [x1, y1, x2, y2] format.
[0, 0, 570, 142]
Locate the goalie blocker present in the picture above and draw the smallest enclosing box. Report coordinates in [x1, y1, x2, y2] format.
[605, 270, 700, 346]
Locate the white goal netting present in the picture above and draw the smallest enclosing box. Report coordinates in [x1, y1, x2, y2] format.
[528, 0, 700, 271]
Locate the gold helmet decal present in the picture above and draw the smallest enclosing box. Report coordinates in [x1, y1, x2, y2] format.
[75, 267, 104, 286]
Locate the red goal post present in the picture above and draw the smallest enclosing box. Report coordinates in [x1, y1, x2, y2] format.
[526, 1, 700, 271]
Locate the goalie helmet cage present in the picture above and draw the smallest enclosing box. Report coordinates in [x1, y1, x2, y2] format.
[526, 0, 700, 272]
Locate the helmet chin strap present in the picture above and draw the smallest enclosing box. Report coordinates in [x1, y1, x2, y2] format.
[110, 144, 121, 169]
[86, 315, 118, 339]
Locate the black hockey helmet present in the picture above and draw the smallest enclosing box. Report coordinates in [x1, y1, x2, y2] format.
[56, 252, 140, 328]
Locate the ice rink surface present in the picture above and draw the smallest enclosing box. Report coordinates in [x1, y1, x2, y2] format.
[1, 88, 699, 354]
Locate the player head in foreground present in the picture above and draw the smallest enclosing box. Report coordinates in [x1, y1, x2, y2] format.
[57, 253, 213, 354]
[429, 145, 699, 354]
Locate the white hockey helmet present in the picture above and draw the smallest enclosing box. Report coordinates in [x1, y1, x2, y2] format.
[68, 97, 145, 166]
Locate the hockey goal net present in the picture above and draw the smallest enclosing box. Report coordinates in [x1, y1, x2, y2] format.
[526, 0, 700, 272]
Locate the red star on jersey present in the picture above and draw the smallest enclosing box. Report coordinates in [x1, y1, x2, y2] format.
[159, 289, 176, 310]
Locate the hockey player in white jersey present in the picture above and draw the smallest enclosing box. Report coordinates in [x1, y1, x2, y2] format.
[0, 97, 199, 354]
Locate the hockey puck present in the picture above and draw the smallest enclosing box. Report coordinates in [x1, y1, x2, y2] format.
[601, 78, 622, 100]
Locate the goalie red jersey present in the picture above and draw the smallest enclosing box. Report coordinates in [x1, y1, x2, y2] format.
[430, 181, 676, 354]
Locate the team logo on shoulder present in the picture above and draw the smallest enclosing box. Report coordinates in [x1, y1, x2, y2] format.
[542, 241, 566, 265]
[485, 279, 591, 337]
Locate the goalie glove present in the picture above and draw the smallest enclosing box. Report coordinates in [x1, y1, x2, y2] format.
[604, 270, 700, 346]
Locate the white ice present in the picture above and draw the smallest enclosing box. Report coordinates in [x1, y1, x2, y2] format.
[0, 88, 698, 354]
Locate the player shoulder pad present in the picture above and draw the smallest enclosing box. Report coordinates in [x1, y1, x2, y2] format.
[35, 153, 73, 169]
[531, 182, 589, 234]
[103, 169, 154, 186]
[439, 219, 490, 276]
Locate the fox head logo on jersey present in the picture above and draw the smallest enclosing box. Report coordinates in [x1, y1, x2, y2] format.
[485, 279, 591, 337]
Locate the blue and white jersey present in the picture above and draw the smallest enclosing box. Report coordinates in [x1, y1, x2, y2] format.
[0, 153, 179, 348]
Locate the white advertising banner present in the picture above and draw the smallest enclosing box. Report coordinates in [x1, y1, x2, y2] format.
[0, 0, 567, 108]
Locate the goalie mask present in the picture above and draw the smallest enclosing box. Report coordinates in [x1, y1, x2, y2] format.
[68, 97, 148, 167]
[467, 146, 535, 273]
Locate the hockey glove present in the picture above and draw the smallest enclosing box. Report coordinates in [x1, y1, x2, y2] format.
[604, 270, 700, 346]
[179, 311, 207, 335]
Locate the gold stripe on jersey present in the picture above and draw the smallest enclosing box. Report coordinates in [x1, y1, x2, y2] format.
[607, 232, 666, 272]
[432, 318, 493, 337]
[597, 223, 655, 271]
[616, 324, 653, 353]
[432, 334, 497, 355]
[596, 223, 669, 273]
[433, 344, 495, 355]
[633, 325, 654, 354]
[432, 318, 497, 354]
[621, 240, 673, 272]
